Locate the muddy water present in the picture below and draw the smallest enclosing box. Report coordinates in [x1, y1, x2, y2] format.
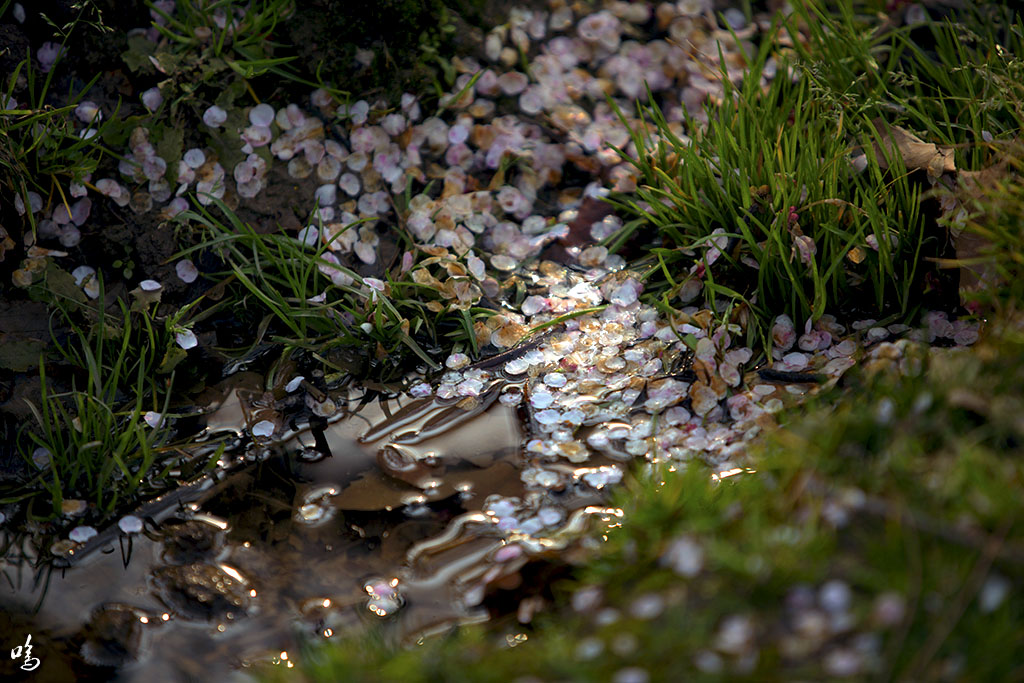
[0, 370, 611, 681]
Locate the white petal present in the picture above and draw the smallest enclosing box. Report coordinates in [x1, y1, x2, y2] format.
[175, 329, 198, 349]
[175, 259, 199, 283]
[251, 420, 275, 437]
[118, 515, 144, 534]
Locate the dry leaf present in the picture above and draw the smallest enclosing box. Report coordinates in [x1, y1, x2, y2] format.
[957, 160, 1010, 197]
[846, 246, 867, 264]
[946, 160, 1013, 296]
[26, 245, 67, 258]
[867, 117, 956, 181]
[951, 229, 996, 295]
[411, 268, 442, 288]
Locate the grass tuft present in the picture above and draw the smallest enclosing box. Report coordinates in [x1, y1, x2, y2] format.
[603, 2, 1024, 346]
[173, 198, 518, 378]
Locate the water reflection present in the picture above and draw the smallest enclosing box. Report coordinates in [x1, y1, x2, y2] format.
[0, 369, 610, 680]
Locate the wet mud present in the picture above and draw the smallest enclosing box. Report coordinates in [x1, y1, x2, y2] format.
[0, 358, 609, 681]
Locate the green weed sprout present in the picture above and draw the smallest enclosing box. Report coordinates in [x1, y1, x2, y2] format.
[1, 41, 119, 240]
[16, 284, 177, 520]
[173, 197, 449, 376]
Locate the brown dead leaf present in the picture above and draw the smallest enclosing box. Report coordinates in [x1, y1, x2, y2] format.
[867, 117, 956, 180]
[946, 159, 1013, 295]
[411, 268, 442, 288]
[957, 160, 1010, 197]
[691, 309, 714, 330]
[692, 358, 714, 385]
[846, 246, 867, 264]
[951, 229, 996, 294]
[420, 245, 449, 257]
[709, 373, 729, 399]
[473, 321, 491, 348]
[442, 261, 467, 277]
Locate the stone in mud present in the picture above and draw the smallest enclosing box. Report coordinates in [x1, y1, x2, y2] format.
[79, 603, 146, 667]
[151, 563, 252, 621]
[159, 519, 226, 565]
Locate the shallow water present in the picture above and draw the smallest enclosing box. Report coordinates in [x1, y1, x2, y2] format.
[0, 364, 612, 681]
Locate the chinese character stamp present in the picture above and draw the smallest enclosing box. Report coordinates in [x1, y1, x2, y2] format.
[10, 634, 40, 672]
